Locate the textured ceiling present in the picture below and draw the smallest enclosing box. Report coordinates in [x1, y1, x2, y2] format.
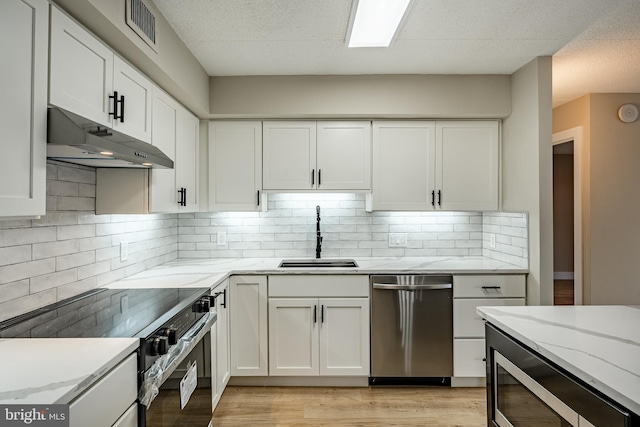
[154, 0, 640, 107]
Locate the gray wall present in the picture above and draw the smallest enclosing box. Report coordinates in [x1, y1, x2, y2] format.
[502, 57, 553, 305]
[554, 93, 640, 305]
[209, 75, 511, 118]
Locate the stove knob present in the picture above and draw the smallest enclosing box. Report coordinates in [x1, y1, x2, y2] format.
[151, 336, 169, 356]
[160, 327, 178, 345]
[193, 297, 211, 313]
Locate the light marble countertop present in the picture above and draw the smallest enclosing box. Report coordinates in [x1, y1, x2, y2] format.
[107, 256, 528, 290]
[477, 305, 640, 416]
[0, 338, 139, 404]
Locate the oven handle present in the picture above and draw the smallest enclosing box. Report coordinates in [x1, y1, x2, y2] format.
[139, 311, 217, 408]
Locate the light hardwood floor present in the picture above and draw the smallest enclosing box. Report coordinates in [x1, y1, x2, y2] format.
[213, 386, 487, 426]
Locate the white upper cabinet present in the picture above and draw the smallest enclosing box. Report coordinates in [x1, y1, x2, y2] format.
[372, 121, 436, 211]
[49, 6, 152, 142]
[150, 88, 199, 213]
[263, 121, 371, 191]
[149, 89, 178, 212]
[176, 107, 199, 212]
[263, 121, 316, 190]
[209, 121, 263, 211]
[436, 121, 499, 211]
[316, 122, 371, 190]
[112, 56, 153, 142]
[373, 120, 499, 211]
[0, 0, 48, 217]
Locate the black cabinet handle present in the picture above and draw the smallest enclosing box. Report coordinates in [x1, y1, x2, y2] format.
[213, 289, 226, 308]
[321, 305, 324, 323]
[437, 190, 441, 206]
[318, 169, 322, 186]
[119, 94, 125, 122]
[431, 191, 435, 207]
[311, 169, 315, 186]
[109, 91, 123, 122]
[313, 305, 317, 323]
[481, 285, 502, 290]
[257, 190, 260, 206]
[178, 188, 186, 206]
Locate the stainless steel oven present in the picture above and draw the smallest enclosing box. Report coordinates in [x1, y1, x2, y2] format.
[0, 286, 218, 427]
[486, 323, 638, 427]
[140, 311, 215, 427]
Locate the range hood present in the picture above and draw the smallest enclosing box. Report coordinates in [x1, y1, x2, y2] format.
[47, 107, 174, 169]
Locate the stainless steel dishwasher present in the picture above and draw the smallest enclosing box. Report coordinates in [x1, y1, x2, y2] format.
[370, 275, 453, 384]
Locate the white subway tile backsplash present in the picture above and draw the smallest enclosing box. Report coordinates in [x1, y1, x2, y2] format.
[57, 224, 96, 240]
[33, 240, 79, 260]
[30, 269, 77, 293]
[0, 246, 31, 267]
[0, 259, 56, 286]
[0, 161, 178, 323]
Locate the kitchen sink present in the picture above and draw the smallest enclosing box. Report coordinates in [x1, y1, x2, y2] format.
[278, 259, 359, 268]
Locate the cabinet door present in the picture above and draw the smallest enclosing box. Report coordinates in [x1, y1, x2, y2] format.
[453, 298, 524, 338]
[268, 298, 319, 376]
[215, 281, 231, 393]
[230, 276, 268, 376]
[209, 313, 219, 409]
[149, 88, 178, 212]
[49, 6, 113, 127]
[209, 121, 262, 211]
[319, 298, 370, 376]
[372, 121, 436, 210]
[0, 0, 47, 217]
[317, 121, 371, 190]
[112, 56, 153, 143]
[176, 107, 199, 212]
[263, 121, 316, 190]
[453, 338, 486, 377]
[435, 121, 499, 211]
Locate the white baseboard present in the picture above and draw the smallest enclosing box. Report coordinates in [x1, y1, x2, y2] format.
[554, 271, 574, 280]
[451, 377, 486, 387]
[229, 376, 369, 387]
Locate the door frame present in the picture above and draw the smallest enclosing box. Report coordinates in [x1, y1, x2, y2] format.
[552, 127, 583, 305]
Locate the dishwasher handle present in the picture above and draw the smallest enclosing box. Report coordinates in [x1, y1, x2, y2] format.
[372, 283, 452, 290]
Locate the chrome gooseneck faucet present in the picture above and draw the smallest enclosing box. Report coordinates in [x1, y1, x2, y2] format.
[315, 205, 322, 259]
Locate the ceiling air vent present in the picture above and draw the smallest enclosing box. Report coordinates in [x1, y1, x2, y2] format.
[126, 0, 157, 52]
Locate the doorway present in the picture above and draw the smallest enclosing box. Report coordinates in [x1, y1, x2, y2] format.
[552, 127, 583, 305]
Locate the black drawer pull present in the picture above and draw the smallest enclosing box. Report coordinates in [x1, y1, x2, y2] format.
[481, 286, 501, 290]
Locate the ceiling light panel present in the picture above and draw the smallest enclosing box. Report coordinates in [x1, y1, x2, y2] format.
[348, 0, 412, 48]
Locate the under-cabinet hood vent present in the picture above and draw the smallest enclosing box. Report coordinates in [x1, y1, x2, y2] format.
[46, 107, 173, 169]
[126, 0, 157, 52]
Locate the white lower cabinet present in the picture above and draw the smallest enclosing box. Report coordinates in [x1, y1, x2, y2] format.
[111, 403, 137, 427]
[229, 276, 268, 376]
[211, 279, 230, 410]
[69, 353, 137, 427]
[453, 275, 526, 380]
[267, 275, 370, 377]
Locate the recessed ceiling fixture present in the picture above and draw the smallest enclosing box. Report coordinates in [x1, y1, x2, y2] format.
[347, 0, 412, 48]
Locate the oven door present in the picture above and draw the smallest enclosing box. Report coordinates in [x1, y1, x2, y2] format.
[140, 312, 215, 427]
[494, 350, 578, 427]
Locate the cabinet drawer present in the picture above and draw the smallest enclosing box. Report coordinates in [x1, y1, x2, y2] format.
[268, 275, 369, 297]
[454, 339, 487, 378]
[453, 275, 526, 298]
[111, 403, 137, 427]
[454, 298, 525, 338]
[69, 353, 137, 427]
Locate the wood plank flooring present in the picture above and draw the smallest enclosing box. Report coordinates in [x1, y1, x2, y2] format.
[554, 280, 574, 305]
[213, 386, 487, 426]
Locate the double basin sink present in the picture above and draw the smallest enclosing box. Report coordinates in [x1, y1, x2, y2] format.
[278, 259, 359, 268]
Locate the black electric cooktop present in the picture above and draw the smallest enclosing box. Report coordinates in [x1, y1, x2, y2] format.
[0, 287, 210, 339]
